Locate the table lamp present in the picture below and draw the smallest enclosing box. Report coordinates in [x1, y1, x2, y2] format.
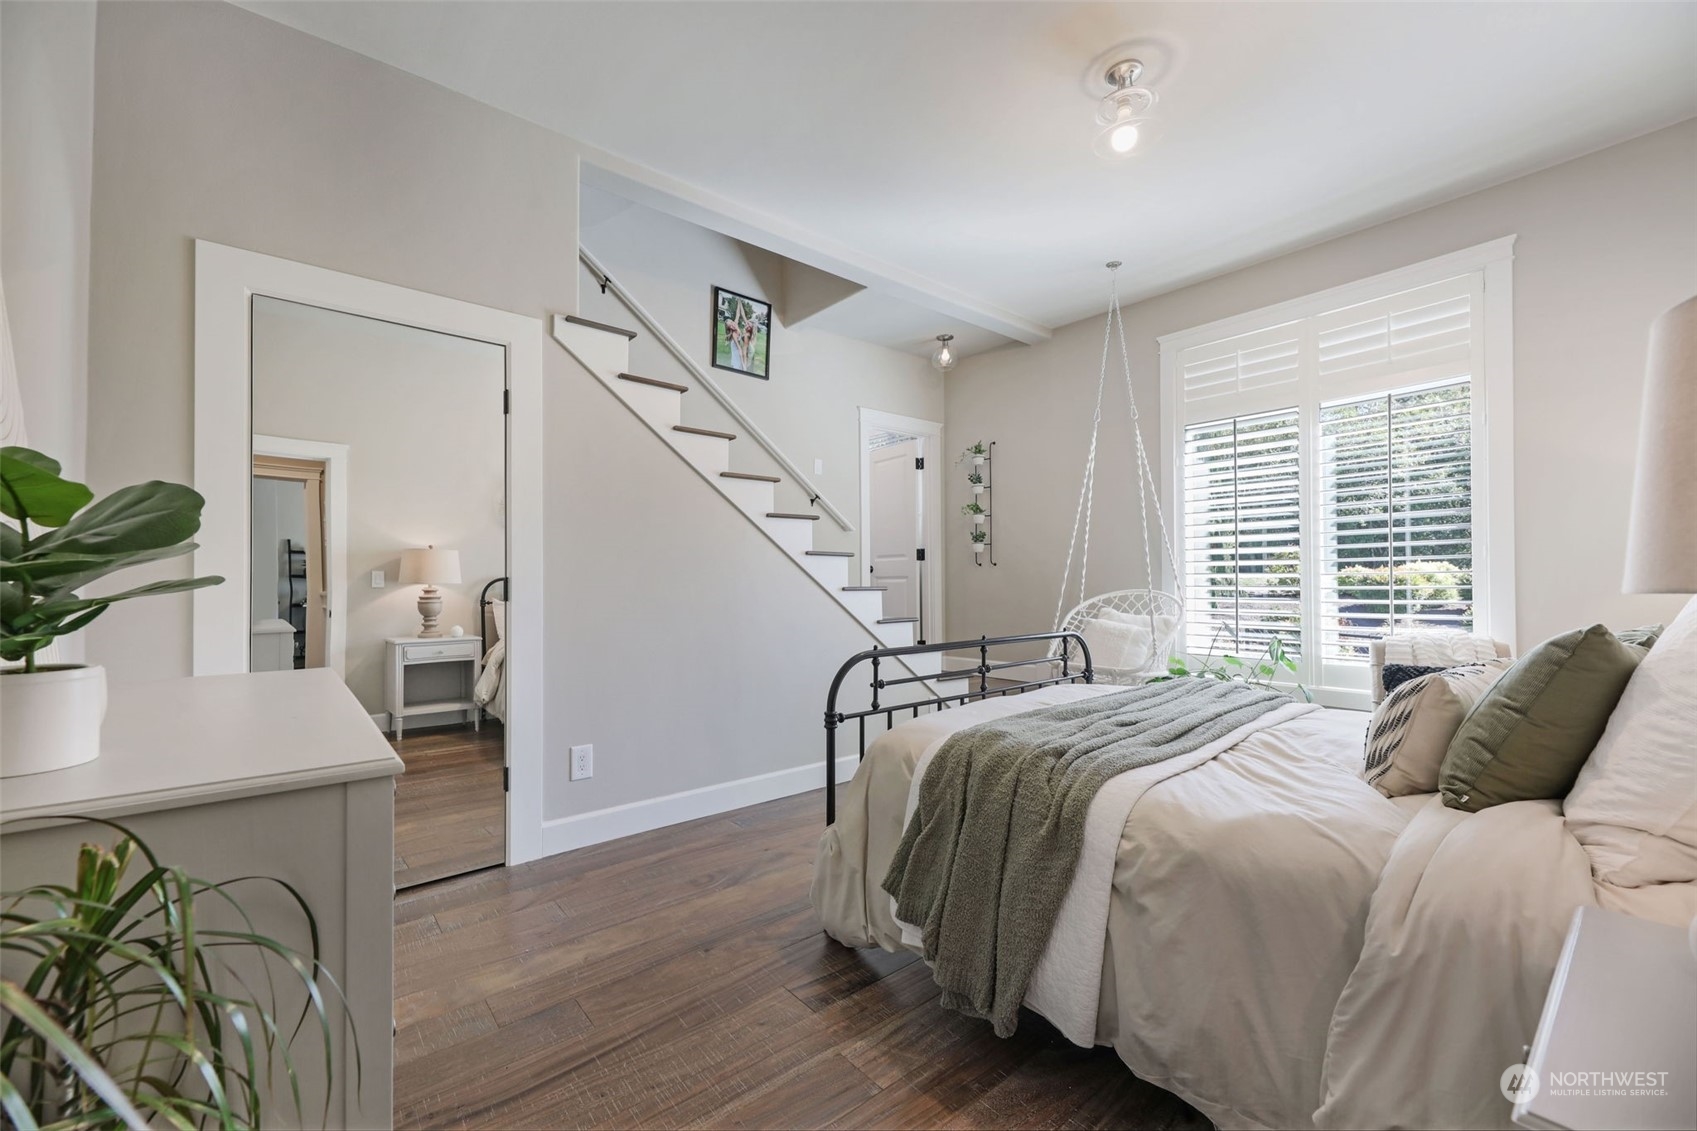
[399, 545, 461, 638]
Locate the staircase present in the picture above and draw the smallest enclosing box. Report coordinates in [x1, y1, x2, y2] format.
[550, 313, 944, 686]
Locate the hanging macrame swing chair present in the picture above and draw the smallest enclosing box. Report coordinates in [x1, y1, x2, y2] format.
[1047, 262, 1184, 684]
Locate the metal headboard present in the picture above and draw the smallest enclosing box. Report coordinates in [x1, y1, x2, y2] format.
[479, 577, 507, 642]
[822, 631, 1093, 825]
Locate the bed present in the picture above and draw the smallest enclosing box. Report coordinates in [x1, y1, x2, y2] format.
[811, 632, 1697, 1130]
[471, 577, 507, 723]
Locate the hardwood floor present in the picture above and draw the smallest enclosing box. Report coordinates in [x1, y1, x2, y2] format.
[391, 789, 1210, 1130]
[392, 722, 506, 890]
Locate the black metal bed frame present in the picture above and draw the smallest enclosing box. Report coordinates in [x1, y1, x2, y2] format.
[822, 631, 1094, 825]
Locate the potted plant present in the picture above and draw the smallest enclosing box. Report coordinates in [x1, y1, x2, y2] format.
[967, 471, 985, 496]
[1, 825, 349, 1127]
[1, 446, 222, 777]
[959, 441, 988, 468]
[961, 501, 987, 527]
[970, 528, 988, 555]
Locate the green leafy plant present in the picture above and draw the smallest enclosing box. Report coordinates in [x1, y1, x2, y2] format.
[960, 502, 984, 517]
[1152, 627, 1310, 702]
[970, 529, 988, 545]
[956, 442, 986, 464]
[1, 824, 354, 1129]
[966, 471, 983, 486]
[1, 447, 222, 671]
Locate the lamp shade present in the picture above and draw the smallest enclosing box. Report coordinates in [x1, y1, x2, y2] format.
[1624, 295, 1697, 594]
[399, 546, 461, 586]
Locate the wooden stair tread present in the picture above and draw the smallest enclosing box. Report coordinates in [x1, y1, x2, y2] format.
[841, 586, 887, 592]
[765, 512, 821, 521]
[562, 314, 637, 340]
[805, 550, 853, 558]
[673, 425, 736, 441]
[617, 372, 687, 393]
[877, 616, 919, 625]
[720, 471, 780, 483]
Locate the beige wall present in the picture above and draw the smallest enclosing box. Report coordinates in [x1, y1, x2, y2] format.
[946, 119, 1697, 655]
[77, 1, 906, 825]
[251, 297, 506, 715]
[579, 194, 945, 557]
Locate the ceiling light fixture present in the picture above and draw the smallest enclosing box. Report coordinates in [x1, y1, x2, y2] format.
[930, 333, 957, 372]
[1093, 58, 1156, 161]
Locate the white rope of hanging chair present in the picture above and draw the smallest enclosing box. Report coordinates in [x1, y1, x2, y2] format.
[1048, 264, 1183, 675]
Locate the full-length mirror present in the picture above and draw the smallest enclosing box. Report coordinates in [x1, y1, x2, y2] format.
[250, 296, 508, 888]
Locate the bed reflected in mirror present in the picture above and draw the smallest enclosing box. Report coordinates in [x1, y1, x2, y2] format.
[248, 295, 508, 888]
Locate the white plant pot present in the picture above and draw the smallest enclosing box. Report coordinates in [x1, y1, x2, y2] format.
[971, 455, 986, 467]
[1, 665, 107, 777]
[972, 542, 987, 554]
[971, 483, 985, 495]
[972, 514, 986, 527]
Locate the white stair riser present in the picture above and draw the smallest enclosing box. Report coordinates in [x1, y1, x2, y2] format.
[874, 620, 914, 649]
[760, 516, 816, 556]
[800, 555, 850, 588]
[620, 383, 682, 431]
[717, 478, 776, 517]
[553, 316, 631, 380]
[670, 432, 731, 476]
[837, 589, 884, 623]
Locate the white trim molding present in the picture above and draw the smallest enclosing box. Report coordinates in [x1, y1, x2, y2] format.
[858, 407, 946, 646]
[1158, 236, 1517, 708]
[192, 240, 548, 865]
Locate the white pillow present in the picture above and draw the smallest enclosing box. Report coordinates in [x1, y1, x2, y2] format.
[1363, 660, 1511, 797]
[1564, 594, 1697, 885]
[489, 597, 507, 643]
[1078, 615, 1155, 672]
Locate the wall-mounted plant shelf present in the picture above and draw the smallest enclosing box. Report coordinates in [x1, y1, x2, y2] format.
[960, 440, 996, 566]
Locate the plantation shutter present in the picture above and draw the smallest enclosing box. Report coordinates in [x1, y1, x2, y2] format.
[1182, 409, 1303, 660]
[1317, 381, 1474, 661]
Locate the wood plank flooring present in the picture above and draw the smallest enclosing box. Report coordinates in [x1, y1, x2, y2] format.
[392, 722, 506, 889]
[392, 789, 1210, 1129]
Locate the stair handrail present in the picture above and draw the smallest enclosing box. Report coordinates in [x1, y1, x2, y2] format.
[578, 247, 855, 532]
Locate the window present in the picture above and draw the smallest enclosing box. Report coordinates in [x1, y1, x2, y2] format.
[1161, 239, 1514, 706]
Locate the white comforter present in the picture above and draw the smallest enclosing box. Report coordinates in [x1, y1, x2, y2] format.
[811, 684, 1693, 1129]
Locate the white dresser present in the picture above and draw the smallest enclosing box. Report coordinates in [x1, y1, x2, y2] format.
[0, 669, 402, 1129]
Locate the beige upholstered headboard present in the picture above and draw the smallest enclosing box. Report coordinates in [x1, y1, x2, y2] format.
[1369, 634, 1514, 704]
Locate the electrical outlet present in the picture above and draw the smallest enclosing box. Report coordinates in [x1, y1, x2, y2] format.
[371, 570, 385, 588]
[570, 744, 593, 781]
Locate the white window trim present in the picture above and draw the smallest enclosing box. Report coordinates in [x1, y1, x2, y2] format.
[1159, 237, 1516, 708]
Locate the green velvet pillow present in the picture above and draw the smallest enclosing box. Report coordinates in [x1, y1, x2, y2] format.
[1439, 625, 1643, 812]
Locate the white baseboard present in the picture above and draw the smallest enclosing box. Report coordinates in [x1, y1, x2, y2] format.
[540, 754, 859, 856]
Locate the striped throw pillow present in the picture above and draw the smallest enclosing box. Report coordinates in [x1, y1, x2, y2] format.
[1364, 660, 1511, 797]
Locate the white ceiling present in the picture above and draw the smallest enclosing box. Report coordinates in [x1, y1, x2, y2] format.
[242, 1, 1697, 350]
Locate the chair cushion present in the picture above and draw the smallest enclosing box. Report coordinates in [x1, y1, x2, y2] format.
[1439, 625, 1643, 812]
[1364, 661, 1510, 797]
[1380, 663, 1446, 696]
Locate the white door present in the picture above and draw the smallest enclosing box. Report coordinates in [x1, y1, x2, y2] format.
[869, 438, 922, 622]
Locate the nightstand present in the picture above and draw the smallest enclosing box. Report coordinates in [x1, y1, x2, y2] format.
[1513, 906, 1696, 1130]
[384, 635, 482, 739]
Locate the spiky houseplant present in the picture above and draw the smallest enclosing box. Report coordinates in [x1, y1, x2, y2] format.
[0, 825, 352, 1129]
[1, 446, 222, 775]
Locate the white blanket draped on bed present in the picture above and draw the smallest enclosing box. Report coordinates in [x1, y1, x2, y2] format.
[473, 637, 506, 722]
[812, 683, 1694, 1129]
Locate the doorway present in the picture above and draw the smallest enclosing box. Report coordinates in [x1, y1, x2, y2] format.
[250, 453, 327, 672]
[859, 409, 944, 646]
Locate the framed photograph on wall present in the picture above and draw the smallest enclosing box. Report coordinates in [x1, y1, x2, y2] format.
[711, 286, 771, 380]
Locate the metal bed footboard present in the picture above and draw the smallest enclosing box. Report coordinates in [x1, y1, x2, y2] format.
[822, 631, 1094, 825]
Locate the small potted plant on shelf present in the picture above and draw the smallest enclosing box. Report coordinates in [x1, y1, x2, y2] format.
[970, 528, 989, 556]
[967, 471, 985, 496]
[1, 446, 223, 777]
[961, 501, 986, 526]
[959, 441, 988, 468]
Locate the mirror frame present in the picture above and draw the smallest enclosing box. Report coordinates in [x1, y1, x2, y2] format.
[192, 240, 546, 864]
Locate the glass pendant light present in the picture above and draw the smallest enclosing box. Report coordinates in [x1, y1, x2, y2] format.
[930, 333, 957, 372]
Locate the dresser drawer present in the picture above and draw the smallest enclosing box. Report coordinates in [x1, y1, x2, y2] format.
[401, 640, 479, 663]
